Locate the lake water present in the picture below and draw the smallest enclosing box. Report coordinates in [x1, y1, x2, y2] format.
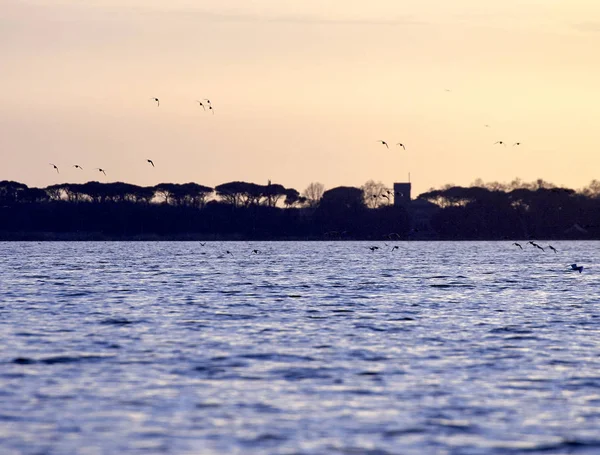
[1, 241, 599, 455]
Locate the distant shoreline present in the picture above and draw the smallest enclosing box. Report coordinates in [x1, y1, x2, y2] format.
[0, 233, 593, 241]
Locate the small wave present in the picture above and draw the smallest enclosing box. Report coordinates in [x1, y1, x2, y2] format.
[268, 367, 335, 381]
[383, 427, 427, 437]
[214, 313, 258, 320]
[99, 318, 141, 326]
[239, 353, 315, 362]
[13, 354, 114, 365]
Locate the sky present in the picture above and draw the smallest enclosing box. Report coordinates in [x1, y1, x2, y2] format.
[2, 0, 600, 196]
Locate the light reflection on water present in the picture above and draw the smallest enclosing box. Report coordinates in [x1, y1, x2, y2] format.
[0, 241, 599, 454]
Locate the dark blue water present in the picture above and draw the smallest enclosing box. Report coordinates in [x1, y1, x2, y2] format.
[1, 241, 599, 454]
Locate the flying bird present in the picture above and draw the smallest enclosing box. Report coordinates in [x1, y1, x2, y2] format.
[150, 97, 159, 107]
[252, 249, 260, 254]
[513, 142, 521, 146]
[368, 246, 380, 252]
[570, 263, 584, 273]
[494, 141, 506, 146]
[49, 163, 59, 174]
[199, 242, 206, 247]
[391, 246, 399, 251]
[73, 164, 83, 170]
[396, 143, 406, 150]
[512, 242, 523, 249]
[548, 245, 558, 253]
[196, 100, 206, 110]
[203, 99, 211, 105]
[378, 140, 389, 148]
[147, 159, 154, 167]
[95, 168, 106, 176]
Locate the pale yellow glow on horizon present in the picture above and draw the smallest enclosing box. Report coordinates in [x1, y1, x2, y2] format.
[2, 0, 600, 196]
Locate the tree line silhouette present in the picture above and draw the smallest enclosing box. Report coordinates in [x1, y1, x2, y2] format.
[0, 180, 408, 240]
[418, 178, 600, 240]
[1, 178, 599, 240]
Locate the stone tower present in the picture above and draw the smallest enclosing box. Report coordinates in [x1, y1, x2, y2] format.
[393, 182, 412, 207]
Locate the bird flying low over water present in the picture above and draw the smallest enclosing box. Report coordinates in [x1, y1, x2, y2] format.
[95, 168, 106, 176]
[147, 159, 154, 167]
[512, 242, 523, 249]
[570, 264, 584, 273]
[548, 245, 558, 253]
[396, 143, 406, 150]
[378, 140, 389, 148]
[391, 246, 399, 251]
[49, 163, 59, 173]
[73, 164, 83, 170]
[151, 97, 159, 107]
[368, 246, 380, 252]
[252, 249, 260, 254]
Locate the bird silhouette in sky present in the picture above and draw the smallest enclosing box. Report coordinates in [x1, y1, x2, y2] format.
[378, 140, 389, 148]
[204, 99, 211, 105]
[151, 97, 159, 107]
[513, 142, 521, 146]
[95, 168, 106, 176]
[49, 163, 59, 174]
[396, 143, 406, 150]
[196, 100, 206, 110]
[147, 159, 154, 167]
[73, 164, 83, 170]
[494, 141, 506, 146]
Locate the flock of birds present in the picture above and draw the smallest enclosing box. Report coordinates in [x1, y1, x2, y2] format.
[46, 92, 525, 177]
[377, 139, 521, 151]
[49, 161, 153, 177]
[511, 241, 585, 272]
[47, 98, 216, 176]
[376, 120, 522, 152]
[363, 241, 585, 273]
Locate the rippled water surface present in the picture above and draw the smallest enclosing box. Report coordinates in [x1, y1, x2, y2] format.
[1, 241, 600, 454]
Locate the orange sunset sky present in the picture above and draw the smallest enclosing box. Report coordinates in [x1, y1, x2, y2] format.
[2, 0, 600, 196]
